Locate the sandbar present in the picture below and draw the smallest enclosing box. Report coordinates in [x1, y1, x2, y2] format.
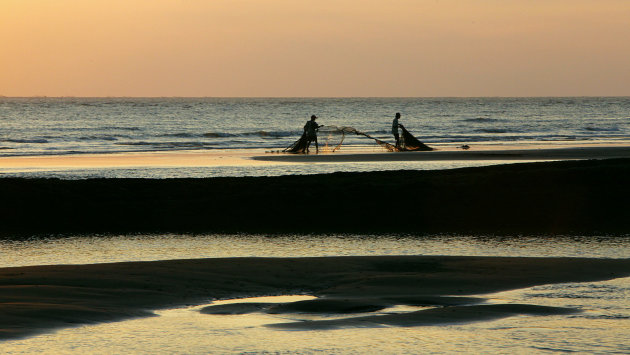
[1, 143, 630, 172]
[1, 157, 629, 236]
[255, 144, 630, 162]
[0, 149, 279, 172]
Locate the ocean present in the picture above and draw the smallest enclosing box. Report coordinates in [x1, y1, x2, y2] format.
[2, 97, 629, 157]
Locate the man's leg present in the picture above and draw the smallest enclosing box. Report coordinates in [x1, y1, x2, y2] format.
[314, 137, 319, 153]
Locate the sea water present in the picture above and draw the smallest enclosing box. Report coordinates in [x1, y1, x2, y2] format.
[2, 97, 630, 156]
[1, 233, 629, 267]
[1, 234, 629, 354]
[1, 97, 629, 178]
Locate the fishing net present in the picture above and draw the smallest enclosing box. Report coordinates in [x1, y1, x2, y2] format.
[282, 127, 349, 153]
[283, 125, 431, 153]
[398, 124, 434, 151]
[283, 133, 310, 153]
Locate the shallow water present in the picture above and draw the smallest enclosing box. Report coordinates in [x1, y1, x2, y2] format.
[2, 234, 629, 354]
[2, 234, 629, 267]
[0, 156, 532, 179]
[4, 278, 629, 354]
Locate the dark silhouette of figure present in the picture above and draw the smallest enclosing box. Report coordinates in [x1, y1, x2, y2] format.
[392, 112, 402, 148]
[304, 115, 321, 153]
[392, 112, 434, 151]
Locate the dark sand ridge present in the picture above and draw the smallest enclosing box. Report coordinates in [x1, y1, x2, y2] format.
[1, 158, 630, 237]
[1, 256, 629, 339]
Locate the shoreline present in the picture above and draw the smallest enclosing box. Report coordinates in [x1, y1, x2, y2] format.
[1, 255, 629, 340]
[256, 145, 630, 163]
[1, 157, 630, 237]
[1, 143, 629, 172]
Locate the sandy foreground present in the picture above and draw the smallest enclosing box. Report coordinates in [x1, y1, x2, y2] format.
[1, 256, 629, 340]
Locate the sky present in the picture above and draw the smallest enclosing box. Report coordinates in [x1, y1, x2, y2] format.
[1, 0, 630, 97]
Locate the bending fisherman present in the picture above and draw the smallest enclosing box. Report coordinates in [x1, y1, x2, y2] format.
[304, 115, 322, 153]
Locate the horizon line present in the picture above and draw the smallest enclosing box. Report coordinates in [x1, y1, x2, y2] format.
[2, 95, 630, 99]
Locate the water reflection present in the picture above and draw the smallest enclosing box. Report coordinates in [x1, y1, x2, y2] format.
[2, 234, 629, 353]
[4, 278, 629, 354]
[1, 234, 629, 268]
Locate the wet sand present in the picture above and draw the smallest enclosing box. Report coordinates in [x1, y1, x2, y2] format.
[1, 255, 629, 340]
[256, 144, 630, 163]
[1, 144, 629, 171]
[0, 149, 278, 172]
[1, 157, 629, 236]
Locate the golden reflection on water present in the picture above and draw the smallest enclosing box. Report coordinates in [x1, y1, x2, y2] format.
[4, 278, 630, 354]
[2, 234, 630, 268]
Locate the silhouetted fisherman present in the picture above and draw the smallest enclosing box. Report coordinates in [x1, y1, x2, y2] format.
[304, 115, 322, 153]
[392, 112, 402, 148]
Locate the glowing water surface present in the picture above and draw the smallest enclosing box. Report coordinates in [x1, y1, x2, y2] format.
[1, 234, 629, 354]
[4, 278, 630, 354]
[2, 234, 629, 267]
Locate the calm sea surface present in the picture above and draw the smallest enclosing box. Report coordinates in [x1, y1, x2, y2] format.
[2, 97, 629, 178]
[1, 234, 629, 354]
[2, 97, 629, 156]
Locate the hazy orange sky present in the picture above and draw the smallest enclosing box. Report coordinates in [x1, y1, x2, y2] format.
[2, 0, 629, 97]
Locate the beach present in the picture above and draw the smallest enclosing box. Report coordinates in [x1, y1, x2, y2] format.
[2, 143, 630, 349]
[1, 148, 630, 352]
[2, 143, 629, 172]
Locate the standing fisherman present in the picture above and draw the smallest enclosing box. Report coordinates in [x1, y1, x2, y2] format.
[392, 112, 402, 148]
[304, 115, 322, 153]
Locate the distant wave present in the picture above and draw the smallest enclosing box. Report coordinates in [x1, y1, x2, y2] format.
[142, 131, 293, 139]
[115, 141, 220, 148]
[584, 126, 620, 132]
[161, 133, 202, 138]
[100, 126, 142, 131]
[2, 138, 49, 144]
[78, 135, 121, 141]
[48, 126, 141, 132]
[48, 127, 94, 132]
[475, 128, 512, 134]
[203, 132, 237, 138]
[241, 130, 293, 138]
[204, 131, 293, 138]
[462, 117, 500, 123]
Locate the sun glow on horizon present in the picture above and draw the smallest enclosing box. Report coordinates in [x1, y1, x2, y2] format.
[1, 0, 629, 97]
